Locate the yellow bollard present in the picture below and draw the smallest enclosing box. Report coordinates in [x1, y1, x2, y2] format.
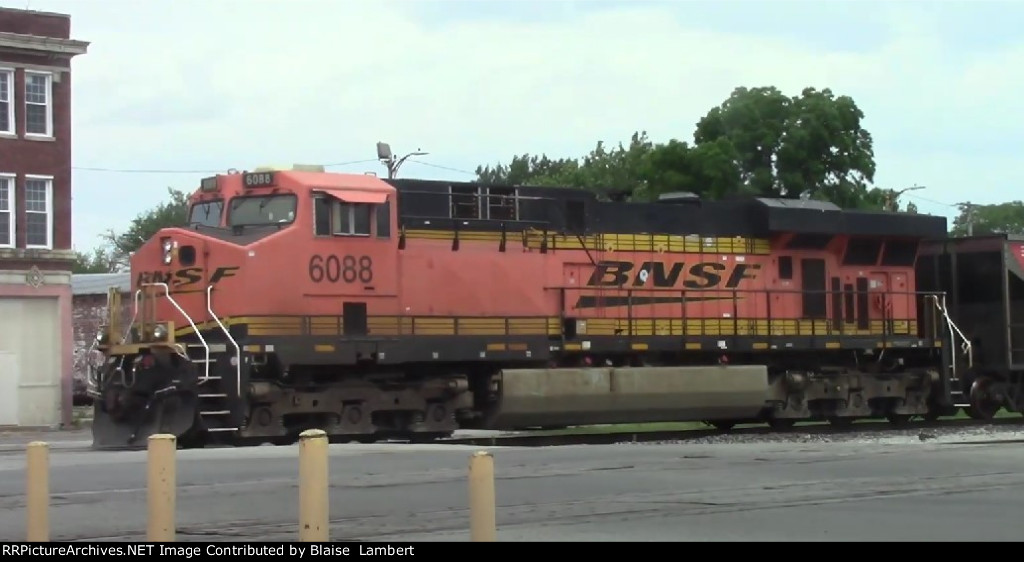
[299, 429, 329, 541]
[26, 441, 49, 542]
[147, 434, 176, 542]
[468, 450, 496, 542]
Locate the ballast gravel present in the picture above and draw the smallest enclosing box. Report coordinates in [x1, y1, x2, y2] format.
[635, 423, 1024, 446]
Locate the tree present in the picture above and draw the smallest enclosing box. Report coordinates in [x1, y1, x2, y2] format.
[475, 154, 580, 187]
[638, 138, 744, 201]
[72, 246, 118, 274]
[951, 201, 1024, 237]
[476, 85, 886, 211]
[474, 132, 656, 199]
[80, 187, 189, 272]
[694, 86, 880, 209]
[572, 132, 654, 197]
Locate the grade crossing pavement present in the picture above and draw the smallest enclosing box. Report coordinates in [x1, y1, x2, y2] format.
[1, 430, 1023, 541]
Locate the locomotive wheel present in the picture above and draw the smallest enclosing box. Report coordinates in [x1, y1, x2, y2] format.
[965, 377, 1003, 421]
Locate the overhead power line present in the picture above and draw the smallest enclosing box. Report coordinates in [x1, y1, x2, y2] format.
[406, 158, 476, 175]
[905, 193, 958, 208]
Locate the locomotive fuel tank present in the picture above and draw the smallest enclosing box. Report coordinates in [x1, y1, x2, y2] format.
[486, 365, 770, 429]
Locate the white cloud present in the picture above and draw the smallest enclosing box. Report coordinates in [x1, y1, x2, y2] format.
[17, 0, 1023, 249]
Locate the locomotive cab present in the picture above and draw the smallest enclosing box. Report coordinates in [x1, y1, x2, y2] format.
[307, 178, 397, 299]
[88, 165, 404, 449]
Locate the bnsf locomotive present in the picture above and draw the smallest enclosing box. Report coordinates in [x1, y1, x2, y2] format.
[85, 165, 1024, 449]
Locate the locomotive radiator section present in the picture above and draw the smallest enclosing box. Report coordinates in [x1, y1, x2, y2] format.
[484, 365, 770, 429]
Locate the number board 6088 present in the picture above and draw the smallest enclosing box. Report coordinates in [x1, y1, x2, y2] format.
[308, 254, 374, 284]
[243, 172, 275, 188]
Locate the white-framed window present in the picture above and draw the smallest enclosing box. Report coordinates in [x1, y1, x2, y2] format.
[332, 201, 372, 236]
[24, 175, 53, 249]
[0, 67, 13, 135]
[0, 173, 13, 247]
[24, 71, 53, 138]
[313, 195, 374, 237]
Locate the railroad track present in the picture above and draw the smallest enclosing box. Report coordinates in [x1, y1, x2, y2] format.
[4, 417, 1021, 455]
[439, 417, 1024, 447]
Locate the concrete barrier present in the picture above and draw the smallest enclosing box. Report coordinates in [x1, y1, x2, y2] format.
[23, 433, 499, 542]
[468, 450, 497, 541]
[26, 441, 49, 541]
[298, 429, 329, 541]
[147, 434, 177, 542]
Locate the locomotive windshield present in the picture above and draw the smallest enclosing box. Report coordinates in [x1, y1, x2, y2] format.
[188, 200, 223, 227]
[228, 194, 297, 226]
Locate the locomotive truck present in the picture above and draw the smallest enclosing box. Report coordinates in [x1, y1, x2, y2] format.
[85, 165, 1024, 449]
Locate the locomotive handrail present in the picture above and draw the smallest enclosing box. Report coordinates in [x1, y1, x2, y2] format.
[543, 285, 946, 297]
[123, 289, 143, 344]
[543, 285, 948, 341]
[142, 282, 211, 383]
[207, 284, 242, 397]
[932, 294, 973, 371]
[401, 215, 552, 230]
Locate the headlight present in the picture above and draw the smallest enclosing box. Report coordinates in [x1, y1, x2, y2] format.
[153, 323, 168, 340]
[162, 238, 173, 265]
[95, 330, 108, 344]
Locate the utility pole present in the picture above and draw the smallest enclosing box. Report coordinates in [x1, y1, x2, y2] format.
[957, 201, 976, 236]
[885, 184, 926, 212]
[376, 142, 428, 179]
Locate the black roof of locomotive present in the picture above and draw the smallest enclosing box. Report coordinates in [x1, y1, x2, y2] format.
[386, 178, 949, 240]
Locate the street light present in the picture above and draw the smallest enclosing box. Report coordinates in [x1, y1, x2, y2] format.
[885, 184, 926, 212]
[376, 142, 428, 179]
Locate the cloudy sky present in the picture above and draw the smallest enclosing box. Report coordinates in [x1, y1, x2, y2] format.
[18, 0, 1024, 252]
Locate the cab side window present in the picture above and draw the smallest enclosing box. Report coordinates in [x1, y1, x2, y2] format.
[376, 200, 390, 238]
[313, 195, 387, 238]
[334, 202, 372, 236]
[313, 197, 331, 236]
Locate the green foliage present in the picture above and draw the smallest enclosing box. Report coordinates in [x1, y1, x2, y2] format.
[474, 132, 654, 199]
[475, 85, 892, 212]
[71, 246, 118, 274]
[72, 187, 190, 273]
[638, 137, 746, 201]
[695, 87, 876, 202]
[951, 202, 1024, 237]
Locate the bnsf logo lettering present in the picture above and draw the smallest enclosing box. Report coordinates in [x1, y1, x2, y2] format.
[135, 266, 240, 289]
[586, 260, 760, 289]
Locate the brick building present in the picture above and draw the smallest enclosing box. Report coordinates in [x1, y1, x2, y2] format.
[0, 7, 88, 427]
[70, 273, 130, 405]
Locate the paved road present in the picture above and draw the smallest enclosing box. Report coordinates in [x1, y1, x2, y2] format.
[1, 434, 1022, 542]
